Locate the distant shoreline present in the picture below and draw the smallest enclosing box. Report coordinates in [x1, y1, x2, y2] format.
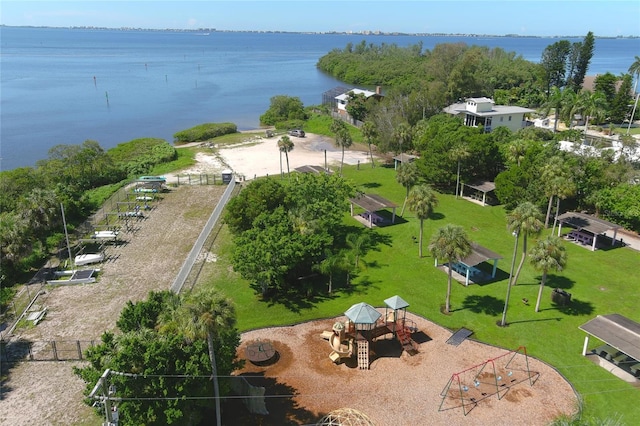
[2, 25, 638, 39]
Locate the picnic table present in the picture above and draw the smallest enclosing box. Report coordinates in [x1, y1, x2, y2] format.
[246, 341, 276, 364]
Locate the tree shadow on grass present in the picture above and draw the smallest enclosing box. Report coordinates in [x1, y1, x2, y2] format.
[543, 275, 576, 291]
[544, 298, 594, 316]
[456, 295, 503, 315]
[223, 372, 321, 426]
[361, 182, 381, 189]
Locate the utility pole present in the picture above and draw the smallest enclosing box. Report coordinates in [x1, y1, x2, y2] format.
[89, 369, 116, 425]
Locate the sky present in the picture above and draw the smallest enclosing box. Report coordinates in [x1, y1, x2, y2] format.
[1, 0, 639, 37]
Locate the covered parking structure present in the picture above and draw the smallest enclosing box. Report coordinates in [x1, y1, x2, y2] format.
[460, 181, 496, 206]
[433, 242, 503, 286]
[580, 314, 640, 378]
[349, 193, 397, 228]
[556, 212, 621, 251]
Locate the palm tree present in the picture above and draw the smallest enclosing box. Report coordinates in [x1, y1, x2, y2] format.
[505, 139, 528, 167]
[345, 231, 371, 269]
[407, 184, 439, 258]
[530, 236, 568, 312]
[576, 89, 607, 145]
[541, 156, 574, 228]
[428, 224, 472, 314]
[314, 249, 344, 294]
[627, 56, 640, 134]
[330, 119, 353, 176]
[541, 86, 564, 132]
[172, 288, 236, 426]
[449, 143, 470, 198]
[393, 121, 413, 154]
[550, 176, 576, 233]
[499, 228, 519, 327]
[277, 135, 294, 176]
[507, 202, 543, 287]
[361, 120, 377, 167]
[396, 162, 420, 216]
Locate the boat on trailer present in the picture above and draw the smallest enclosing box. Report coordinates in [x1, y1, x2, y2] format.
[75, 253, 104, 266]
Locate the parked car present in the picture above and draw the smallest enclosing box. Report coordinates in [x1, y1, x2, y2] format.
[288, 129, 305, 137]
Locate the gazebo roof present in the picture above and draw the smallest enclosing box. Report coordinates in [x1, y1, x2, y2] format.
[294, 165, 330, 174]
[349, 193, 397, 212]
[384, 295, 409, 310]
[459, 243, 503, 267]
[464, 181, 496, 193]
[392, 153, 418, 163]
[557, 212, 621, 235]
[579, 314, 640, 361]
[345, 302, 382, 324]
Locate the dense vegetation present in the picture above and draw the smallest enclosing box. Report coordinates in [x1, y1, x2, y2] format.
[173, 122, 238, 144]
[75, 289, 241, 425]
[0, 136, 183, 306]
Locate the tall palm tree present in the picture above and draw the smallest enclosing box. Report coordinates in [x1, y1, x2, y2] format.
[361, 120, 377, 167]
[541, 86, 564, 132]
[428, 224, 472, 314]
[627, 56, 640, 134]
[277, 135, 294, 176]
[541, 157, 574, 228]
[396, 162, 420, 216]
[173, 288, 236, 426]
[551, 176, 576, 233]
[505, 139, 528, 167]
[449, 143, 470, 198]
[530, 236, 568, 312]
[499, 228, 519, 327]
[407, 184, 439, 258]
[393, 121, 413, 154]
[314, 249, 344, 294]
[576, 89, 607, 145]
[330, 119, 353, 176]
[507, 202, 543, 287]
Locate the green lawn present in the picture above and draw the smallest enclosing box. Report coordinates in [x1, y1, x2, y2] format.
[204, 165, 640, 423]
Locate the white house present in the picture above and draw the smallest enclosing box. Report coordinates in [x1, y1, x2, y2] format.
[335, 87, 383, 115]
[444, 97, 534, 133]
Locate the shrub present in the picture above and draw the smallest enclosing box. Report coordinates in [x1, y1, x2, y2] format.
[173, 123, 238, 143]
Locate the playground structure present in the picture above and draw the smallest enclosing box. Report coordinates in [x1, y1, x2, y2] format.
[325, 295, 419, 370]
[439, 346, 540, 416]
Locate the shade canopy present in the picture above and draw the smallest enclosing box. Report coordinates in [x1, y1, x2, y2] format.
[579, 314, 640, 361]
[384, 295, 409, 310]
[557, 212, 620, 235]
[345, 302, 382, 325]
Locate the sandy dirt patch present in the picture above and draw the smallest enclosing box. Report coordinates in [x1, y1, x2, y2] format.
[230, 313, 577, 425]
[1, 185, 227, 425]
[167, 132, 373, 182]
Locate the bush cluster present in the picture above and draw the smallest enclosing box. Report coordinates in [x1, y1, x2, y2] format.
[173, 122, 238, 143]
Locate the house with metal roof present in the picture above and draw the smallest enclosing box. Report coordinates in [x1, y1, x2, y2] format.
[334, 87, 383, 115]
[444, 97, 534, 133]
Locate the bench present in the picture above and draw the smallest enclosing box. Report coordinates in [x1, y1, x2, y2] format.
[612, 353, 629, 366]
[630, 363, 640, 377]
[596, 344, 620, 360]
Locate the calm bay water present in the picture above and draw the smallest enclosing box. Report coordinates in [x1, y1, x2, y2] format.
[1, 26, 638, 170]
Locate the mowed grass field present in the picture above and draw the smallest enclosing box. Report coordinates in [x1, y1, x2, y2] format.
[203, 164, 640, 422]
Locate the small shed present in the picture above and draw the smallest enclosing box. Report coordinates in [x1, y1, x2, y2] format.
[221, 169, 234, 184]
[556, 212, 621, 251]
[349, 193, 397, 228]
[393, 153, 418, 170]
[433, 242, 503, 286]
[460, 181, 496, 206]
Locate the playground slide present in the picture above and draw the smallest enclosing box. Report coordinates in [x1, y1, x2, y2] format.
[330, 334, 351, 356]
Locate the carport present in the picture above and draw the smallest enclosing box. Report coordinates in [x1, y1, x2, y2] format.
[433, 242, 502, 286]
[460, 181, 496, 206]
[349, 193, 397, 228]
[556, 212, 621, 251]
[579, 314, 640, 378]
